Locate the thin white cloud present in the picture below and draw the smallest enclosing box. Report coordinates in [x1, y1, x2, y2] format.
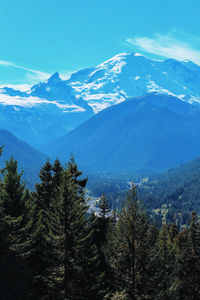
[0, 60, 13, 66]
[0, 84, 31, 91]
[126, 34, 200, 65]
[0, 59, 50, 82]
[0, 93, 85, 112]
[0, 59, 75, 85]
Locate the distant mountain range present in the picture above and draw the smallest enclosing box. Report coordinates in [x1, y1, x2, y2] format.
[1, 52, 200, 149]
[0, 73, 93, 147]
[44, 93, 200, 176]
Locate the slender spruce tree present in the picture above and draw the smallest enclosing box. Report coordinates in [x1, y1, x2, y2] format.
[52, 158, 63, 194]
[113, 182, 151, 299]
[175, 212, 200, 300]
[149, 224, 178, 300]
[55, 156, 100, 299]
[28, 160, 58, 299]
[0, 158, 29, 299]
[89, 194, 112, 298]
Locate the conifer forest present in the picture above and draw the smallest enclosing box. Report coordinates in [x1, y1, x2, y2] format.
[0, 145, 199, 300]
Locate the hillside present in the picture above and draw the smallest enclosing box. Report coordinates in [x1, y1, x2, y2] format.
[140, 155, 200, 214]
[45, 93, 200, 176]
[0, 129, 47, 186]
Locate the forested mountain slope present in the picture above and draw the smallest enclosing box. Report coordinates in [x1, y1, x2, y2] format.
[140, 155, 200, 214]
[46, 93, 200, 176]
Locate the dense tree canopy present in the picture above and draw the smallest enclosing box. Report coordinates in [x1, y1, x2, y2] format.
[0, 150, 199, 299]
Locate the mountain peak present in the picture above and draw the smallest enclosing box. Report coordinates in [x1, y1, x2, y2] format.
[48, 72, 61, 83]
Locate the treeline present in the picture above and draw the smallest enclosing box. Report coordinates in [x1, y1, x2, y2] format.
[0, 152, 200, 299]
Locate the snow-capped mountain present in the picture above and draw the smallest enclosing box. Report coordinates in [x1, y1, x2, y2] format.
[1, 52, 200, 148]
[0, 73, 93, 147]
[66, 52, 200, 112]
[1, 72, 92, 112]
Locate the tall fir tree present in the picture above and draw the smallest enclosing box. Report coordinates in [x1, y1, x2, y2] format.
[55, 156, 101, 299]
[89, 194, 113, 298]
[27, 160, 58, 299]
[52, 158, 63, 194]
[0, 158, 29, 299]
[175, 212, 200, 300]
[149, 224, 178, 300]
[113, 183, 152, 299]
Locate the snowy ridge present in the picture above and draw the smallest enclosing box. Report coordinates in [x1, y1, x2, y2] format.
[0, 73, 93, 148]
[2, 52, 200, 114]
[1, 51, 200, 147]
[66, 52, 200, 112]
[0, 72, 90, 113]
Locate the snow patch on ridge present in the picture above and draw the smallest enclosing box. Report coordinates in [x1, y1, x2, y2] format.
[0, 93, 85, 112]
[188, 95, 200, 104]
[94, 53, 129, 76]
[134, 53, 144, 57]
[84, 92, 126, 113]
[97, 53, 131, 69]
[147, 80, 176, 96]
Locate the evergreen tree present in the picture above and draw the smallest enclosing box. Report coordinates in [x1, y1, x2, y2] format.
[99, 193, 110, 218]
[56, 156, 101, 299]
[88, 194, 113, 298]
[98, 194, 112, 296]
[52, 158, 63, 194]
[0, 158, 29, 299]
[35, 159, 54, 210]
[149, 224, 178, 300]
[113, 183, 151, 299]
[103, 210, 119, 296]
[175, 212, 200, 300]
[1, 157, 25, 217]
[28, 160, 58, 299]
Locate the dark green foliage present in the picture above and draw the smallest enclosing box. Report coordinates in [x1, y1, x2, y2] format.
[111, 183, 153, 299]
[175, 212, 200, 300]
[0, 158, 29, 299]
[149, 225, 178, 299]
[52, 158, 63, 193]
[53, 156, 101, 299]
[88, 154, 200, 225]
[35, 160, 54, 210]
[1, 158, 26, 216]
[27, 160, 58, 299]
[137, 155, 200, 223]
[0, 151, 200, 299]
[88, 194, 113, 298]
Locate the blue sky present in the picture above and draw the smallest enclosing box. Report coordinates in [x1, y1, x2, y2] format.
[1, 0, 200, 87]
